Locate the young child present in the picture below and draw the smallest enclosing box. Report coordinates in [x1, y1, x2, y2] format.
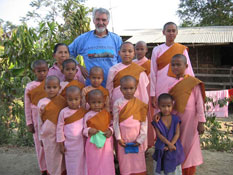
[106, 42, 149, 107]
[47, 43, 84, 83]
[57, 86, 87, 175]
[113, 75, 148, 175]
[168, 54, 205, 175]
[81, 66, 110, 111]
[60, 59, 85, 97]
[83, 89, 115, 175]
[24, 59, 48, 174]
[134, 41, 155, 148]
[37, 75, 67, 175]
[134, 41, 150, 75]
[150, 22, 194, 110]
[152, 93, 184, 175]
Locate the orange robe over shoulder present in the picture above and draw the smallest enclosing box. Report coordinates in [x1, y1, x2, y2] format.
[169, 75, 206, 113]
[64, 107, 87, 125]
[60, 80, 84, 97]
[28, 80, 47, 106]
[119, 97, 148, 123]
[156, 43, 187, 78]
[86, 109, 111, 132]
[42, 95, 67, 124]
[141, 60, 151, 75]
[113, 63, 145, 88]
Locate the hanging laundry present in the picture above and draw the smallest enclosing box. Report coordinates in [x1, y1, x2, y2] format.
[205, 90, 229, 117]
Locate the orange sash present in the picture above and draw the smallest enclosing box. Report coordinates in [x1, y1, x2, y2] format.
[85, 86, 109, 101]
[169, 75, 206, 113]
[86, 109, 111, 132]
[113, 63, 145, 88]
[64, 108, 87, 125]
[156, 43, 187, 78]
[28, 80, 47, 106]
[42, 95, 67, 124]
[60, 80, 84, 97]
[119, 97, 148, 123]
[141, 60, 151, 75]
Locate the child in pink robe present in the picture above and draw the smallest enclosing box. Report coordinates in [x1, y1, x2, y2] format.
[47, 43, 84, 83]
[83, 89, 115, 175]
[38, 76, 66, 175]
[150, 22, 194, 110]
[106, 42, 149, 107]
[168, 54, 205, 175]
[134, 41, 155, 148]
[59, 59, 85, 97]
[24, 60, 48, 174]
[113, 76, 148, 175]
[57, 86, 87, 175]
[81, 66, 110, 111]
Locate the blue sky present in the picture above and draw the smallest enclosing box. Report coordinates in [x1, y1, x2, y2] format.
[0, 0, 180, 31]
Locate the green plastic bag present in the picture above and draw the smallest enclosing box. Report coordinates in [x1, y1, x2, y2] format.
[90, 131, 106, 148]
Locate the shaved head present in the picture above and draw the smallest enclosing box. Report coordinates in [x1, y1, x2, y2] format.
[90, 66, 104, 76]
[45, 75, 60, 85]
[87, 89, 104, 101]
[31, 59, 48, 70]
[66, 86, 81, 95]
[135, 41, 147, 48]
[120, 42, 134, 50]
[120, 75, 137, 86]
[171, 54, 187, 64]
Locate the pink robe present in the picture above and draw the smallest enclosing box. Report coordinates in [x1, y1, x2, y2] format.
[24, 81, 47, 171]
[59, 81, 70, 94]
[57, 107, 87, 175]
[113, 97, 148, 175]
[106, 62, 149, 107]
[83, 110, 115, 175]
[38, 98, 65, 175]
[150, 43, 194, 99]
[169, 78, 206, 169]
[47, 63, 85, 83]
[134, 57, 155, 147]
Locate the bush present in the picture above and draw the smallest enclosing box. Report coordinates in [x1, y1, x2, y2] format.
[200, 97, 233, 151]
[0, 1, 91, 146]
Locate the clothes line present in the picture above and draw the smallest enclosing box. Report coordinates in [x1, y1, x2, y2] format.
[205, 89, 232, 117]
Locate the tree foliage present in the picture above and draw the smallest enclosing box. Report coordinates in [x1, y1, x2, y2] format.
[0, 0, 91, 146]
[177, 0, 233, 27]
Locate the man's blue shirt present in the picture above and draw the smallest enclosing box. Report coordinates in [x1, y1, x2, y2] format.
[69, 30, 122, 87]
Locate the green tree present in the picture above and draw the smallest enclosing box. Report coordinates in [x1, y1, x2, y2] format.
[0, 22, 59, 146]
[21, 0, 91, 43]
[177, 0, 233, 27]
[61, 0, 91, 43]
[0, 0, 91, 146]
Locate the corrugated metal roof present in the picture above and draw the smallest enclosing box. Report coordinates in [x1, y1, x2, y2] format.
[118, 26, 233, 44]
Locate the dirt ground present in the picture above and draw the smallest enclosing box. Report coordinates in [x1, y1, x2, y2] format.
[0, 146, 232, 175]
[0, 115, 232, 175]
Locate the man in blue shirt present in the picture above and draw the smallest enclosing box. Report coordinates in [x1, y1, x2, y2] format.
[69, 7, 123, 87]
